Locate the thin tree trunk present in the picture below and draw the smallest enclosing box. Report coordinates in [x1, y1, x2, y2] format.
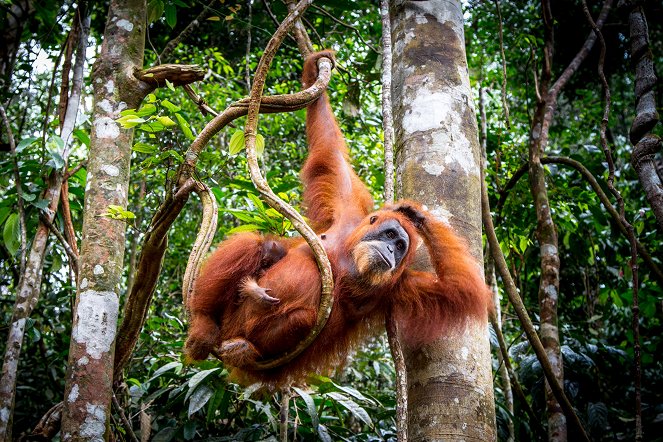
[0, 8, 89, 440]
[529, 2, 611, 439]
[390, 0, 495, 439]
[61, 0, 147, 438]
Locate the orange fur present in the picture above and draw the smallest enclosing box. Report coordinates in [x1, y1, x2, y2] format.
[185, 52, 492, 387]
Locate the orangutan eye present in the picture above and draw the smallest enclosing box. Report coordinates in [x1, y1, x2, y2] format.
[396, 240, 406, 251]
[369, 216, 377, 224]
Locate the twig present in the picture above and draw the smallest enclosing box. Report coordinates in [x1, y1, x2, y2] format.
[243, 0, 336, 371]
[63, 160, 86, 179]
[40, 213, 79, 277]
[481, 173, 590, 441]
[112, 393, 139, 442]
[159, 1, 216, 63]
[0, 104, 27, 273]
[182, 84, 219, 117]
[311, 5, 379, 53]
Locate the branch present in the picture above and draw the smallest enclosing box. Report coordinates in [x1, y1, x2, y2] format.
[179, 59, 333, 180]
[135, 64, 205, 88]
[285, 0, 313, 57]
[311, 5, 379, 53]
[182, 84, 219, 117]
[112, 393, 139, 442]
[481, 176, 590, 441]
[242, 0, 335, 371]
[625, 3, 663, 231]
[159, 1, 216, 63]
[549, 0, 613, 100]
[40, 213, 79, 277]
[279, 389, 291, 442]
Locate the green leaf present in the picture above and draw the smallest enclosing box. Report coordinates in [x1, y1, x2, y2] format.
[187, 368, 221, 395]
[116, 114, 146, 128]
[47, 151, 65, 170]
[227, 224, 261, 234]
[182, 421, 196, 440]
[136, 103, 157, 117]
[147, 361, 182, 384]
[21, 193, 36, 202]
[16, 137, 39, 152]
[3, 213, 20, 256]
[166, 79, 175, 92]
[147, 93, 157, 103]
[132, 142, 159, 154]
[175, 113, 195, 140]
[188, 385, 214, 417]
[138, 121, 166, 133]
[229, 130, 245, 155]
[293, 387, 319, 429]
[73, 129, 90, 146]
[147, 0, 164, 23]
[161, 99, 181, 113]
[325, 392, 372, 426]
[253, 133, 264, 156]
[100, 205, 135, 220]
[165, 4, 177, 28]
[157, 116, 177, 127]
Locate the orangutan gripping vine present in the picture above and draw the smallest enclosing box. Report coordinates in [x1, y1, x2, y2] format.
[185, 51, 492, 386]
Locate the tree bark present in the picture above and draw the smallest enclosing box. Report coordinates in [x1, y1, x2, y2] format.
[390, 0, 495, 439]
[61, 0, 147, 439]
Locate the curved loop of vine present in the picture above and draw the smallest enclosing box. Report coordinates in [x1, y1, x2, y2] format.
[182, 0, 334, 371]
[182, 180, 218, 308]
[241, 0, 335, 371]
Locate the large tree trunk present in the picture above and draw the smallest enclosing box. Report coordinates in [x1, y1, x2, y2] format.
[0, 8, 89, 440]
[390, 0, 496, 439]
[61, 0, 147, 438]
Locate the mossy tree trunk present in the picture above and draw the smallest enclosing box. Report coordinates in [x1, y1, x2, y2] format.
[390, 0, 496, 439]
[61, 0, 148, 438]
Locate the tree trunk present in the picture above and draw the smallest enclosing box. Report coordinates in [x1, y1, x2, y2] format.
[0, 8, 89, 440]
[61, 0, 147, 438]
[390, 0, 496, 439]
